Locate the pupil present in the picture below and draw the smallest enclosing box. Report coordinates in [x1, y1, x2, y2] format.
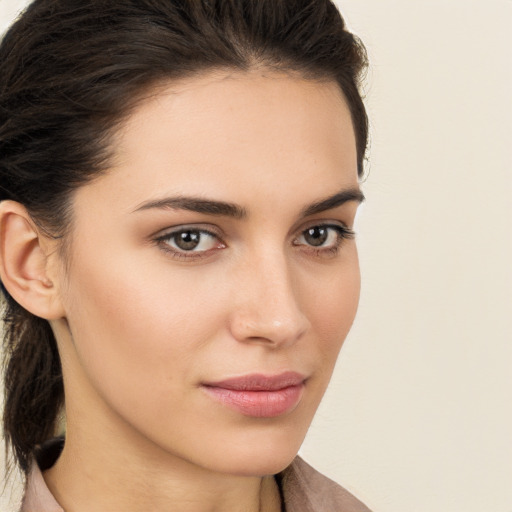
[176, 231, 200, 250]
[305, 227, 328, 247]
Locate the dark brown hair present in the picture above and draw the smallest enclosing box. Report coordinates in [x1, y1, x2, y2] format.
[1, 0, 368, 474]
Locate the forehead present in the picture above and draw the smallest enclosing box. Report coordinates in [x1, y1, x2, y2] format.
[76, 70, 358, 217]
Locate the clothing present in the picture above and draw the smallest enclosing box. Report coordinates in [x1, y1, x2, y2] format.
[21, 438, 372, 512]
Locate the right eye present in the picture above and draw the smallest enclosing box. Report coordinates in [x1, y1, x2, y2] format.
[155, 227, 225, 259]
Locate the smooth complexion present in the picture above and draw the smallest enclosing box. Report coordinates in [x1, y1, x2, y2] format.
[37, 70, 363, 511]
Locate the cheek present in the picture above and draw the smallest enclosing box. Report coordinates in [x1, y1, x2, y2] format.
[301, 249, 361, 359]
[61, 249, 228, 407]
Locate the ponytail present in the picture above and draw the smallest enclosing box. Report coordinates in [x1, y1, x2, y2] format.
[2, 294, 63, 473]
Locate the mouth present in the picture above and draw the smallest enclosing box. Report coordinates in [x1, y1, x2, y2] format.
[201, 372, 306, 418]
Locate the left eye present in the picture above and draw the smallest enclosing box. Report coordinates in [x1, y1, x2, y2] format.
[295, 225, 353, 249]
[158, 229, 221, 253]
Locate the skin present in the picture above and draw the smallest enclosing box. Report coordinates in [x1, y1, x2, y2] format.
[3, 70, 363, 511]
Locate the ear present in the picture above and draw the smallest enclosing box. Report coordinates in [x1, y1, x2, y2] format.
[0, 200, 65, 320]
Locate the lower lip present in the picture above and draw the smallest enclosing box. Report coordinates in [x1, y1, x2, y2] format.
[202, 384, 304, 418]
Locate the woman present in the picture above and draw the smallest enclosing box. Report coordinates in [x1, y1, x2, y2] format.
[0, 1, 370, 510]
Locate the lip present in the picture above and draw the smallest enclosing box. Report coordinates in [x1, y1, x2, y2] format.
[202, 372, 306, 418]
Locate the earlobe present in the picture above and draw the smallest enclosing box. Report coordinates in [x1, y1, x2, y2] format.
[0, 201, 65, 320]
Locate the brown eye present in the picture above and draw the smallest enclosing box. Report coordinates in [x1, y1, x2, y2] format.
[174, 230, 202, 251]
[303, 227, 329, 247]
[295, 224, 355, 252]
[158, 228, 222, 254]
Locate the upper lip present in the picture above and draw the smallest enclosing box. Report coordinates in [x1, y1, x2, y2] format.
[203, 371, 306, 391]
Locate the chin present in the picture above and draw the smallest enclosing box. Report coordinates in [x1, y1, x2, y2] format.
[211, 446, 301, 477]
[199, 420, 310, 477]
[238, 449, 301, 477]
[130, 383, 322, 478]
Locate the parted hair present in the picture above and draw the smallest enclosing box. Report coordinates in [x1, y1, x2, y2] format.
[0, 0, 368, 474]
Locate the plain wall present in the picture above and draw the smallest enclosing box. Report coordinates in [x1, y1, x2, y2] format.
[1, 1, 511, 511]
[301, 1, 512, 511]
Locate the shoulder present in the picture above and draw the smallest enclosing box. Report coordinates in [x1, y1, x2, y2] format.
[20, 438, 65, 512]
[277, 456, 372, 512]
[20, 464, 63, 512]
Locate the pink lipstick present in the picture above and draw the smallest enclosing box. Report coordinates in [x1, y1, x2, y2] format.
[202, 372, 305, 418]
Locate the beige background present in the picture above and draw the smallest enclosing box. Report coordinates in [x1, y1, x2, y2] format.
[1, 1, 511, 511]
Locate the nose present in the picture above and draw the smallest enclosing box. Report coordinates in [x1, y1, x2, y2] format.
[228, 252, 311, 348]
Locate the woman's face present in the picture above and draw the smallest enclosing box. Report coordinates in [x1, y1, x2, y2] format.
[52, 70, 362, 476]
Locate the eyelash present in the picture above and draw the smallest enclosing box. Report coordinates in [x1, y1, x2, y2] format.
[154, 224, 355, 261]
[293, 224, 355, 258]
[155, 227, 223, 260]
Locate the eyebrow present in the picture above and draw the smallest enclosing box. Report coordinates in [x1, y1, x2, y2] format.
[300, 188, 365, 217]
[132, 187, 364, 219]
[133, 196, 247, 218]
